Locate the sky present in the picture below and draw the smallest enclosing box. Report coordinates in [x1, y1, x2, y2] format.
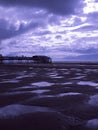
[0, 0, 98, 61]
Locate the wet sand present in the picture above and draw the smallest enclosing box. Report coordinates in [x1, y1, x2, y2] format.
[0, 63, 98, 130]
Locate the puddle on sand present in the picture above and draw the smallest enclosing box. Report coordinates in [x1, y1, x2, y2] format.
[0, 89, 50, 96]
[59, 69, 68, 71]
[0, 104, 52, 118]
[61, 82, 72, 85]
[76, 73, 83, 76]
[16, 74, 34, 79]
[0, 74, 9, 77]
[0, 91, 33, 96]
[88, 94, 98, 106]
[86, 118, 98, 129]
[38, 92, 82, 98]
[70, 76, 85, 80]
[49, 73, 63, 78]
[32, 89, 50, 94]
[53, 76, 64, 79]
[48, 73, 58, 76]
[77, 81, 98, 87]
[56, 92, 81, 97]
[63, 72, 70, 75]
[0, 79, 19, 83]
[31, 82, 54, 87]
[12, 86, 32, 90]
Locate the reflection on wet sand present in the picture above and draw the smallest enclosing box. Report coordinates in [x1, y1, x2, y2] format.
[0, 64, 98, 129]
[88, 94, 98, 106]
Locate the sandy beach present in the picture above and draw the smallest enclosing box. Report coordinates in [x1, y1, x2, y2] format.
[0, 63, 98, 130]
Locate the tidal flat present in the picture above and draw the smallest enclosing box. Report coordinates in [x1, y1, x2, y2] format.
[0, 63, 98, 130]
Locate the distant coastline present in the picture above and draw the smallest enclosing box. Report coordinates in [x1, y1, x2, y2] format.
[1, 62, 98, 69]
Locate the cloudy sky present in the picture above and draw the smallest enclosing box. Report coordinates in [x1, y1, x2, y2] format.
[0, 0, 98, 61]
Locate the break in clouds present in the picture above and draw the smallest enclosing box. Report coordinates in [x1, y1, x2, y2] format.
[0, 0, 98, 61]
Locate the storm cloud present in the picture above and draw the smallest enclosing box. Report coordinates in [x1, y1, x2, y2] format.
[0, 0, 80, 15]
[0, 0, 98, 61]
[0, 18, 42, 40]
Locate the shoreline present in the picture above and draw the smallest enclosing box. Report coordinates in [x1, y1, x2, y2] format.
[1, 62, 98, 68]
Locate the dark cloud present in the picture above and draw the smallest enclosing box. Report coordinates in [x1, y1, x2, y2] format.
[0, 19, 41, 40]
[33, 30, 52, 36]
[55, 35, 62, 39]
[0, 0, 80, 15]
[48, 16, 60, 25]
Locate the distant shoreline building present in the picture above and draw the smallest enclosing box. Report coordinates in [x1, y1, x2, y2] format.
[0, 54, 52, 64]
[32, 55, 52, 63]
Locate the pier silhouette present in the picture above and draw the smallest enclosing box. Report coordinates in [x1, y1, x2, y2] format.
[0, 55, 52, 64]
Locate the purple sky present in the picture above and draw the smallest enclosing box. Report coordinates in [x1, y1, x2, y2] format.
[0, 0, 98, 61]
